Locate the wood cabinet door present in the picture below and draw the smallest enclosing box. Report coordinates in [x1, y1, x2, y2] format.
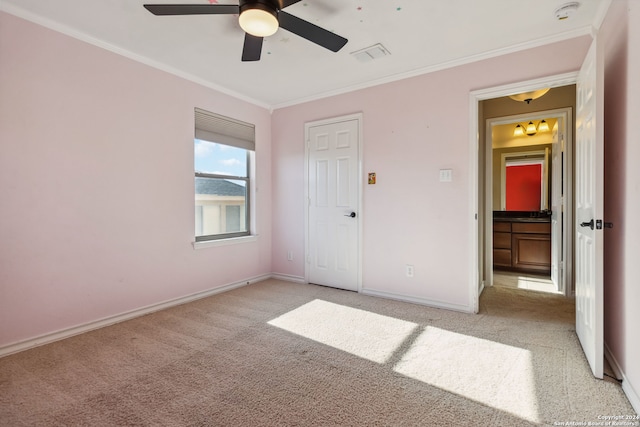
[493, 249, 512, 267]
[511, 233, 551, 273]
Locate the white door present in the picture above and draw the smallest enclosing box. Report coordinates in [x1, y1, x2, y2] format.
[575, 39, 604, 379]
[550, 123, 562, 292]
[306, 116, 360, 291]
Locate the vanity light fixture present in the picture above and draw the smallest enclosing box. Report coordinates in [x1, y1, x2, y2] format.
[513, 120, 550, 137]
[514, 124, 524, 137]
[538, 119, 550, 132]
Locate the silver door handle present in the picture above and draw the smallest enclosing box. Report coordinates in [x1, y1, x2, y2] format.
[344, 212, 356, 218]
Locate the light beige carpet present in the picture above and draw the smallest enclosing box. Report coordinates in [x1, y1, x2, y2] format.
[0, 279, 635, 426]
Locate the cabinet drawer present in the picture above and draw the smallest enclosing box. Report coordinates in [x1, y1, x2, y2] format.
[493, 222, 511, 232]
[493, 249, 512, 267]
[493, 232, 511, 249]
[512, 222, 551, 234]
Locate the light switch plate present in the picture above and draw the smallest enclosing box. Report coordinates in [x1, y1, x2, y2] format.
[439, 169, 453, 182]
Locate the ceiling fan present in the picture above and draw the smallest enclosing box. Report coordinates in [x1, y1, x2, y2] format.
[143, 0, 348, 62]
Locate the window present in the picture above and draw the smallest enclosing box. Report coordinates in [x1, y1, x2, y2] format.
[194, 108, 254, 241]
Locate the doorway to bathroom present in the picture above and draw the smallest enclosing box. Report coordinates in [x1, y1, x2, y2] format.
[483, 101, 574, 297]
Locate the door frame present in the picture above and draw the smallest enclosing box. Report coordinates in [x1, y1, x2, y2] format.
[304, 112, 364, 292]
[485, 108, 573, 296]
[468, 72, 578, 312]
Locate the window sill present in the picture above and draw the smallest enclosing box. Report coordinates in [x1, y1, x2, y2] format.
[192, 235, 258, 250]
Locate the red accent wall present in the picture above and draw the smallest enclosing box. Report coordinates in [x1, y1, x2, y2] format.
[506, 164, 541, 211]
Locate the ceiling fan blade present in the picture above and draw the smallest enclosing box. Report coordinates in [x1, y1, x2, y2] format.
[278, 11, 347, 52]
[281, 0, 303, 8]
[143, 4, 239, 16]
[242, 34, 263, 62]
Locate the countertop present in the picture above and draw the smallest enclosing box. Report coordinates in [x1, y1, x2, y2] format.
[493, 217, 551, 223]
[493, 211, 551, 223]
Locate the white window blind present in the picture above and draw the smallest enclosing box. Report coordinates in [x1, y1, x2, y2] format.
[194, 107, 255, 151]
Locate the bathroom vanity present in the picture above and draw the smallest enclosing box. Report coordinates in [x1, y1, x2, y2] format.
[493, 212, 551, 275]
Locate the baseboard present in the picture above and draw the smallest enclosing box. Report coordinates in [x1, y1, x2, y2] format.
[0, 273, 271, 358]
[270, 273, 306, 284]
[361, 288, 474, 313]
[604, 342, 624, 380]
[605, 342, 640, 414]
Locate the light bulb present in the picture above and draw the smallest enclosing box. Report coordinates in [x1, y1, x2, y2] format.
[239, 8, 278, 37]
[538, 120, 550, 132]
[514, 124, 524, 137]
[526, 121, 537, 136]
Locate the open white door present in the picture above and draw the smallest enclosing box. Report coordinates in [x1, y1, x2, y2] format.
[306, 116, 361, 292]
[550, 122, 562, 292]
[575, 39, 604, 379]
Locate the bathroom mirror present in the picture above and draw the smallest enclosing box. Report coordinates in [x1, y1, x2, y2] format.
[492, 120, 554, 212]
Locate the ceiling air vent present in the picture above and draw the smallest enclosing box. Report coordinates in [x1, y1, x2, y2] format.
[351, 43, 390, 63]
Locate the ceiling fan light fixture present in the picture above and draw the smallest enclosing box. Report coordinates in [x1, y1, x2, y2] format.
[143, 1, 348, 62]
[239, 3, 278, 37]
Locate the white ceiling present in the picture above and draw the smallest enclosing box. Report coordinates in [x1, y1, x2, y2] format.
[1, 0, 608, 109]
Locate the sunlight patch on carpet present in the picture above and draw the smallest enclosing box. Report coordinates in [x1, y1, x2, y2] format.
[514, 275, 556, 292]
[493, 272, 557, 293]
[394, 326, 540, 423]
[267, 299, 418, 363]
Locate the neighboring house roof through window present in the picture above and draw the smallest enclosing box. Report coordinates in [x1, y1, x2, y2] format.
[195, 177, 245, 196]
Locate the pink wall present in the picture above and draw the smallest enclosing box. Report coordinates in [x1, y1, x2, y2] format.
[2, 4, 638, 406]
[0, 12, 272, 348]
[601, 0, 640, 409]
[271, 36, 591, 309]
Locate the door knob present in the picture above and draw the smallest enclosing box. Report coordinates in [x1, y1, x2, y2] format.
[580, 219, 594, 230]
[580, 219, 613, 230]
[344, 212, 356, 218]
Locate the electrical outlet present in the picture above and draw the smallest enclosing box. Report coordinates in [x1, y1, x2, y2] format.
[405, 265, 414, 277]
[287, 251, 294, 261]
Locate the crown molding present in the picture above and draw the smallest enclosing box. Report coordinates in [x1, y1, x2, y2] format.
[0, 4, 271, 110]
[271, 26, 592, 109]
[2, 3, 594, 111]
